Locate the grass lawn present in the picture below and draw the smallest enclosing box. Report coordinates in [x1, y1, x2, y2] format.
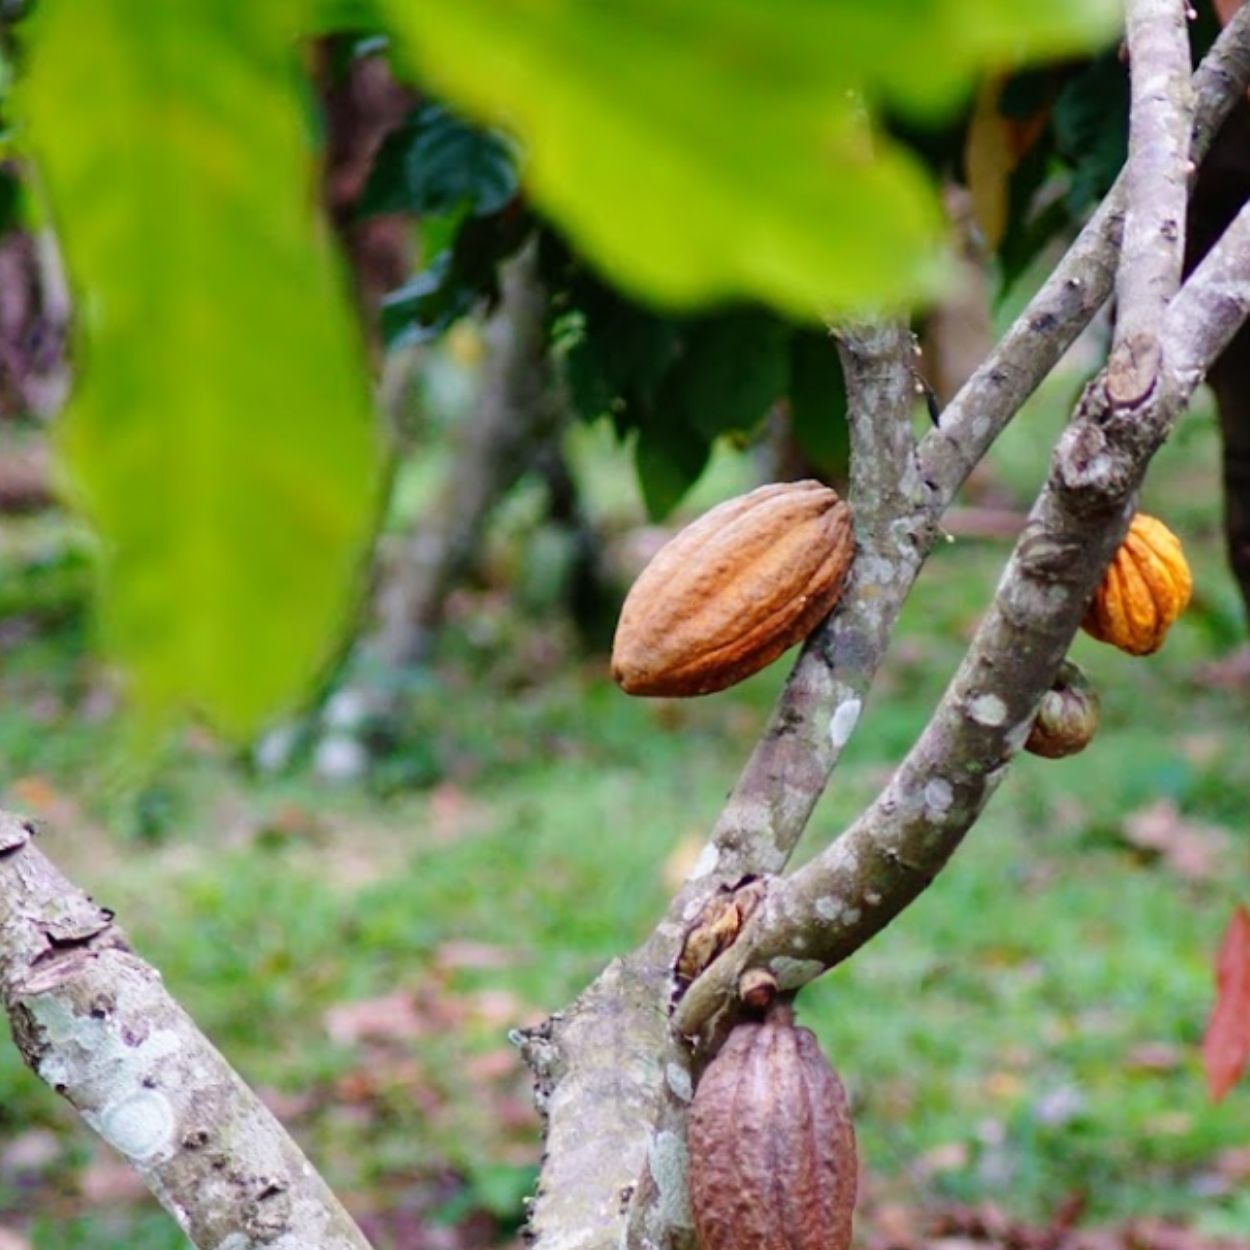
[2, 366, 1249, 1248]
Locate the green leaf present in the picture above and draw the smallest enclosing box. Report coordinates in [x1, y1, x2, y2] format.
[788, 330, 850, 481]
[18, 0, 384, 739]
[654, 309, 788, 444]
[555, 263, 682, 427]
[361, 103, 518, 219]
[634, 420, 711, 521]
[1053, 51, 1130, 215]
[376, 0, 1117, 317]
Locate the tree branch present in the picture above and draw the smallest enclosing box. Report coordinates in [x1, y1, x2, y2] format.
[1111, 0, 1194, 387]
[919, 4, 1250, 504]
[663, 323, 930, 903]
[0, 812, 375, 1250]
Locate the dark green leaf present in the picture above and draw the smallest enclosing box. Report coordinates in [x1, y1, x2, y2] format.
[361, 103, 517, 219]
[556, 269, 682, 427]
[788, 330, 849, 481]
[653, 309, 788, 443]
[1053, 52, 1129, 216]
[634, 420, 712, 521]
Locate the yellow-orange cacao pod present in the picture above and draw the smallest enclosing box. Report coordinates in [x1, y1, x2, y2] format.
[611, 481, 854, 696]
[1082, 513, 1192, 656]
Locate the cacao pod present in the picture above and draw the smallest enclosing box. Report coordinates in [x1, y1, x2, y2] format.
[612, 481, 854, 696]
[1082, 513, 1192, 656]
[687, 1006, 856, 1250]
[1025, 660, 1099, 759]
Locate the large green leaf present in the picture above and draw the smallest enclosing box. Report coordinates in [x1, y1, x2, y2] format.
[18, 0, 383, 738]
[376, 0, 1117, 318]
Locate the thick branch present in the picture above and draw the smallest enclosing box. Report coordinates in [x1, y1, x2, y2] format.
[920, 4, 1250, 503]
[1111, 0, 1194, 393]
[0, 812, 374, 1250]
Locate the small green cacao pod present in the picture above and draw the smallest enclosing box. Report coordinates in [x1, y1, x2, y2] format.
[687, 1005, 857, 1250]
[1025, 660, 1100, 759]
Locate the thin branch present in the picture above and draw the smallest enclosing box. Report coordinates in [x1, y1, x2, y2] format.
[919, 4, 1250, 504]
[675, 216, 1250, 1040]
[659, 323, 928, 911]
[0, 812, 375, 1250]
[1165, 196, 1250, 384]
[1109, 0, 1195, 406]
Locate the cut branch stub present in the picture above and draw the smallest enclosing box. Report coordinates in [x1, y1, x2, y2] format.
[674, 876, 767, 1000]
[686, 1003, 856, 1250]
[612, 481, 854, 697]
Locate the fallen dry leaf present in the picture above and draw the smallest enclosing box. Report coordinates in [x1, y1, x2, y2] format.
[1121, 799, 1230, 882]
[434, 940, 517, 972]
[1124, 1041, 1184, 1074]
[1203, 904, 1250, 1101]
[324, 992, 427, 1046]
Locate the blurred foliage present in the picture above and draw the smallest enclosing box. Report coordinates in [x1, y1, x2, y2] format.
[4, 0, 1123, 730]
[377, 0, 1117, 315]
[15, 0, 384, 739]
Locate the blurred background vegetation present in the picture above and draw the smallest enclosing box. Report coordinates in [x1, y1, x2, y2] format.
[2, 2, 1249, 1249]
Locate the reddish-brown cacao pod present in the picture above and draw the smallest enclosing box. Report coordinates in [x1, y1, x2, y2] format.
[687, 1007, 857, 1250]
[612, 481, 854, 696]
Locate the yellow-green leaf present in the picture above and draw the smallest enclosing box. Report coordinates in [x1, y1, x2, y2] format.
[18, 0, 383, 738]
[376, 0, 1118, 317]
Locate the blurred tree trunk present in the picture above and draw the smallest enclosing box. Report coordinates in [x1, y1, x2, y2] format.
[372, 243, 565, 669]
[0, 438, 53, 513]
[0, 227, 70, 424]
[1187, 100, 1250, 624]
[315, 38, 415, 353]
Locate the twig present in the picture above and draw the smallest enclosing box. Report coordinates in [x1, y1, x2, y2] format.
[0, 813, 375, 1250]
[1109, 0, 1194, 407]
[919, 4, 1250, 505]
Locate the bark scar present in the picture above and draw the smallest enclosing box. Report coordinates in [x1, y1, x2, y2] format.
[672, 877, 768, 1004]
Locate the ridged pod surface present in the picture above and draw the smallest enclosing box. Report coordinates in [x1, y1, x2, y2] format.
[1024, 660, 1100, 759]
[1082, 513, 1192, 656]
[687, 1008, 857, 1250]
[612, 481, 854, 696]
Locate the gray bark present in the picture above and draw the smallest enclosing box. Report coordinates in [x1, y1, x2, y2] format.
[0, 814, 374, 1250]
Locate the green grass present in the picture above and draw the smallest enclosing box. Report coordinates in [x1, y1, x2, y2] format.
[2, 379, 1249, 1246]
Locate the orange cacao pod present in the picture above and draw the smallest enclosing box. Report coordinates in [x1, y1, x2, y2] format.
[687, 1007, 857, 1250]
[611, 481, 854, 696]
[1025, 660, 1099, 759]
[1082, 513, 1192, 656]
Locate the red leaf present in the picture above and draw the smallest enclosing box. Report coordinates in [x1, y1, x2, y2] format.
[1202, 905, 1250, 1102]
